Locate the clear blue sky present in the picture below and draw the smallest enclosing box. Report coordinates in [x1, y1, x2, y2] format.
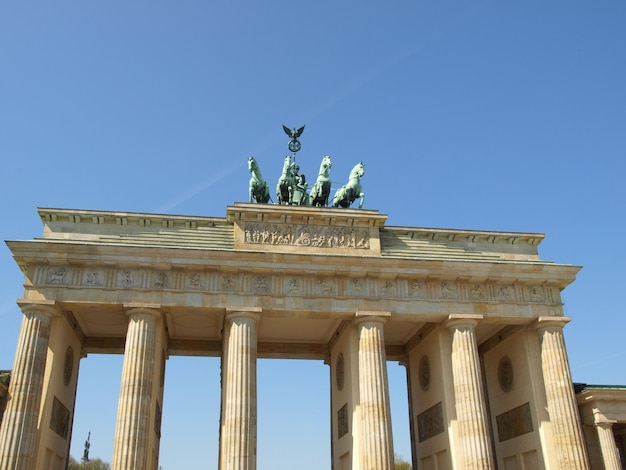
[1, 2, 625, 469]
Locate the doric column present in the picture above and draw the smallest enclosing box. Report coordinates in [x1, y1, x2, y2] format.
[112, 306, 162, 470]
[355, 311, 394, 470]
[445, 314, 494, 469]
[219, 308, 260, 470]
[0, 302, 57, 470]
[535, 317, 590, 469]
[596, 421, 621, 470]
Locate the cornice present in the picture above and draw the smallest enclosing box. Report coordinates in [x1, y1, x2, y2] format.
[36, 206, 545, 244]
[576, 386, 626, 404]
[38, 207, 225, 228]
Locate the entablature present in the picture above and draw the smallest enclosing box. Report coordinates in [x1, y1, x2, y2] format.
[33, 206, 550, 263]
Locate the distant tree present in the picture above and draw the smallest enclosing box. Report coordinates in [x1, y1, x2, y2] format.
[394, 452, 411, 470]
[67, 456, 111, 470]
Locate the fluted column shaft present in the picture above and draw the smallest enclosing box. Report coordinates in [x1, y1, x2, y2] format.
[535, 317, 590, 469]
[596, 421, 621, 470]
[219, 310, 260, 470]
[356, 313, 394, 470]
[0, 303, 57, 470]
[446, 314, 494, 470]
[112, 307, 161, 470]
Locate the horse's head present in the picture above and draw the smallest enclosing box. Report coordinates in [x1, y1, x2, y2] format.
[282, 155, 294, 174]
[350, 162, 365, 179]
[248, 156, 256, 172]
[322, 155, 332, 170]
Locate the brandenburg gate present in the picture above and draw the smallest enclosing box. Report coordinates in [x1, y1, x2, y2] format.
[0, 203, 591, 469]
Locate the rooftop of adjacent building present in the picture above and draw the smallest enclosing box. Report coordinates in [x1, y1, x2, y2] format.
[574, 383, 626, 393]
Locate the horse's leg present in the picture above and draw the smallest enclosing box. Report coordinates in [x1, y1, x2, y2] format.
[309, 183, 317, 206]
[358, 193, 364, 209]
[262, 185, 270, 204]
[322, 182, 330, 207]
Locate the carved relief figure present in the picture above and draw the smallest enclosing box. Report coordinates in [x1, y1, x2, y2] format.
[287, 278, 300, 294]
[120, 270, 135, 288]
[254, 276, 268, 293]
[223, 275, 236, 290]
[48, 267, 68, 285]
[470, 284, 485, 299]
[381, 281, 394, 296]
[529, 286, 544, 302]
[441, 282, 457, 299]
[188, 273, 201, 288]
[85, 271, 100, 286]
[154, 272, 167, 288]
[498, 285, 514, 301]
[411, 281, 426, 298]
[351, 278, 363, 293]
[317, 279, 333, 294]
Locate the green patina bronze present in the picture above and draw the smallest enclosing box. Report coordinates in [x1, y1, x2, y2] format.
[248, 157, 270, 204]
[282, 124, 305, 155]
[276, 155, 296, 205]
[332, 161, 365, 209]
[309, 155, 332, 207]
[247, 126, 364, 208]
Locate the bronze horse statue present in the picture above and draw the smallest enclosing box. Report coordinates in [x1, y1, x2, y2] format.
[332, 162, 365, 209]
[276, 155, 296, 205]
[309, 155, 332, 207]
[248, 157, 270, 203]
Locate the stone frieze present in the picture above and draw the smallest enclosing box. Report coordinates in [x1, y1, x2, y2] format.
[243, 222, 370, 250]
[37, 265, 558, 305]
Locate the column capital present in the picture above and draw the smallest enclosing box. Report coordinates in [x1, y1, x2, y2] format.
[594, 420, 617, 428]
[355, 311, 391, 325]
[124, 304, 162, 319]
[445, 313, 483, 329]
[225, 307, 261, 322]
[16, 300, 59, 319]
[534, 316, 571, 331]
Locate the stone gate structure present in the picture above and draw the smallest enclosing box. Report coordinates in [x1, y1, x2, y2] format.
[0, 203, 610, 469]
